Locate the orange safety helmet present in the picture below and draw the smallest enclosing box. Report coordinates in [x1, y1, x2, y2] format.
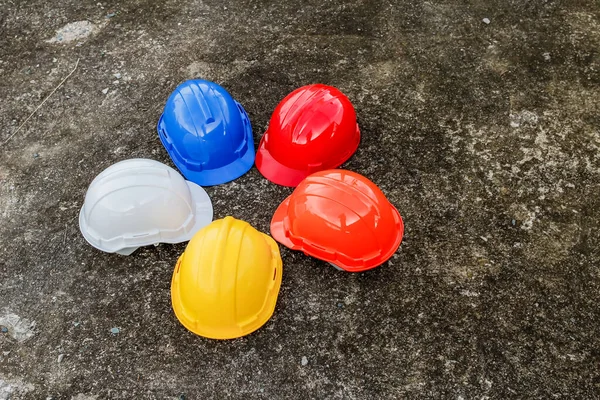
[256, 84, 360, 187]
[271, 170, 403, 272]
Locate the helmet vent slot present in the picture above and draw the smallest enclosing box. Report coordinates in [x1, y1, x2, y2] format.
[272, 268, 277, 280]
[132, 233, 149, 238]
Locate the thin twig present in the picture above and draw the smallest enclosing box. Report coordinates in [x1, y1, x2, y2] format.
[2, 58, 80, 146]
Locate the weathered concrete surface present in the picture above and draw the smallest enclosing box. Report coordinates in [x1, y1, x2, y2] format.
[1, 0, 599, 398]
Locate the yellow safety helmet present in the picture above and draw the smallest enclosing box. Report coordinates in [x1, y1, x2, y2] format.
[171, 216, 283, 339]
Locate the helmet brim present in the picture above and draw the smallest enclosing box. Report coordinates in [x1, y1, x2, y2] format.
[256, 123, 361, 188]
[270, 195, 302, 250]
[171, 230, 283, 340]
[78, 180, 213, 255]
[176, 180, 214, 241]
[255, 135, 310, 188]
[158, 115, 255, 187]
[78, 207, 120, 253]
[270, 196, 404, 272]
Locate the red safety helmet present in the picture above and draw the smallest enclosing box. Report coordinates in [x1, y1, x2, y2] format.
[270, 169, 404, 272]
[256, 84, 361, 187]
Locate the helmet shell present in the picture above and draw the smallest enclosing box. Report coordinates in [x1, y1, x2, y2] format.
[256, 84, 360, 187]
[270, 169, 403, 272]
[79, 159, 213, 255]
[158, 80, 255, 186]
[171, 217, 282, 339]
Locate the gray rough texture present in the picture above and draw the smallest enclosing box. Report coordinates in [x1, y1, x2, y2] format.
[1, 0, 599, 399]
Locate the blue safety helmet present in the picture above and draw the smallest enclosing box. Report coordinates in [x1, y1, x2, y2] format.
[157, 80, 255, 186]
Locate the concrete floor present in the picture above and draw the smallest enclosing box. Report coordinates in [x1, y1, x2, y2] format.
[1, 0, 599, 398]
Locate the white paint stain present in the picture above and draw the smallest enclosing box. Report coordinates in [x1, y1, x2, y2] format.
[510, 110, 539, 128]
[0, 311, 36, 342]
[521, 208, 539, 231]
[0, 377, 34, 400]
[47, 21, 98, 44]
[71, 395, 99, 400]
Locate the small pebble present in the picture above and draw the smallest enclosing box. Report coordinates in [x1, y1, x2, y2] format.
[511, 219, 516, 226]
[57, 354, 64, 363]
[73, 321, 80, 327]
[106, 12, 116, 18]
[482, 18, 491, 24]
[113, 72, 121, 79]
[301, 356, 308, 366]
[52, 58, 57, 63]
[110, 327, 120, 334]
[1, 326, 8, 333]
[33, 153, 39, 158]
[178, 395, 186, 400]
[102, 88, 109, 94]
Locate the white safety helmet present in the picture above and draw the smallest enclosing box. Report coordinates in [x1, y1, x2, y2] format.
[79, 158, 213, 255]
